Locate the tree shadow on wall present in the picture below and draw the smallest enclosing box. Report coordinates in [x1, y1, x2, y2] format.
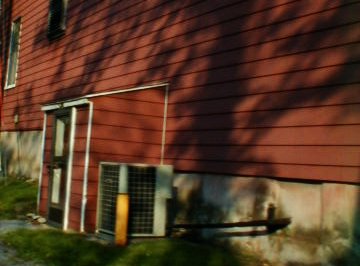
[28, 0, 360, 177]
[24, 0, 360, 264]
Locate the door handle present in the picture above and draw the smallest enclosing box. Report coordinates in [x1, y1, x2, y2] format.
[47, 161, 64, 170]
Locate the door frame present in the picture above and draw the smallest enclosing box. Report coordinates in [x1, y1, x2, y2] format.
[37, 83, 168, 232]
[39, 98, 90, 231]
[46, 107, 77, 230]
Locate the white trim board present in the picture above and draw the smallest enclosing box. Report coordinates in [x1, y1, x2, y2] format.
[41, 83, 169, 111]
[63, 107, 77, 231]
[37, 113, 48, 213]
[41, 99, 90, 111]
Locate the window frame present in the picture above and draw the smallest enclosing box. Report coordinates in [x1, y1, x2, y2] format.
[47, 0, 69, 40]
[5, 17, 22, 90]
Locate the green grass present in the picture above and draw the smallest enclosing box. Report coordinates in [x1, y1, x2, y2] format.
[0, 179, 266, 265]
[0, 229, 263, 266]
[0, 179, 37, 219]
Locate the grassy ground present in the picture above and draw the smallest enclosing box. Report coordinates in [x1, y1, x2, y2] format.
[0, 179, 37, 219]
[0, 229, 265, 266]
[0, 179, 269, 266]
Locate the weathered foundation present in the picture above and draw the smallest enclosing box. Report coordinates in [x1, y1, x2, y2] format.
[172, 173, 360, 265]
[0, 131, 42, 180]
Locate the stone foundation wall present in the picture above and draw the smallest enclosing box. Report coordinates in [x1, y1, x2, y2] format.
[172, 173, 360, 265]
[0, 131, 42, 180]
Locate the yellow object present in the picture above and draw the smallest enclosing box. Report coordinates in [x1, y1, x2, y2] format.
[115, 194, 129, 246]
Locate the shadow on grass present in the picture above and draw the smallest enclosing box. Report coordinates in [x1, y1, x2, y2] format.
[0, 229, 263, 266]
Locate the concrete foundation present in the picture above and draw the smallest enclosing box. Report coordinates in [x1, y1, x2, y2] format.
[0, 131, 42, 180]
[173, 173, 360, 266]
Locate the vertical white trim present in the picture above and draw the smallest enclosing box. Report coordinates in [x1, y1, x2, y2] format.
[160, 85, 169, 165]
[119, 165, 128, 193]
[80, 102, 93, 233]
[153, 165, 173, 236]
[37, 113, 47, 213]
[95, 163, 104, 234]
[63, 107, 77, 230]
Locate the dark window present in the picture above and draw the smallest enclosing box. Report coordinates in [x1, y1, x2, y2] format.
[5, 18, 21, 89]
[47, 0, 68, 40]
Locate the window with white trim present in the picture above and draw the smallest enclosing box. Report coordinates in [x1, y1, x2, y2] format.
[98, 163, 173, 237]
[5, 18, 21, 89]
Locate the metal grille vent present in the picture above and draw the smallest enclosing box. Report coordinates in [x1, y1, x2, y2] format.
[98, 164, 158, 236]
[99, 165, 120, 233]
[128, 166, 156, 234]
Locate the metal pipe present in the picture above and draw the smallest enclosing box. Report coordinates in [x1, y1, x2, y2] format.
[171, 218, 291, 229]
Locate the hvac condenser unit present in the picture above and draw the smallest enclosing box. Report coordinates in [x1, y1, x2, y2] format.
[97, 163, 173, 237]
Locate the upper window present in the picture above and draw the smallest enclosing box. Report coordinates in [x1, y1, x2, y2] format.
[47, 0, 68, 40]
[5, 18, 21, 89]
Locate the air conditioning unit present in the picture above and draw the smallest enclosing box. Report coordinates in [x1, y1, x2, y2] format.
[97, 163, 173, 237]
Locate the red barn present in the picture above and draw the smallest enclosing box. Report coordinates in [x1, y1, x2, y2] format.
[0, 0, 359, 264]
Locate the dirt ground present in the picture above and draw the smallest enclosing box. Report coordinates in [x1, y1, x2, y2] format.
[0, 241, 41, 266]
[0, 220, 43, 266]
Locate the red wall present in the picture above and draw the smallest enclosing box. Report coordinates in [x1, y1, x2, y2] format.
[84, 89, 165, 231]
[2, 0, 360, 183]
[38, 114, 53, 216]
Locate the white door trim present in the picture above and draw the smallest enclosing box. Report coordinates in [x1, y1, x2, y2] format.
[63, 107, 77, 230]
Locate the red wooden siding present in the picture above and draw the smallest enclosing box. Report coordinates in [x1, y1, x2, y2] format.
[1, 0, 359, 183]
[38, 114, 53, 216]
[90, 90, 165, 164]
[83, 89, 165, 231]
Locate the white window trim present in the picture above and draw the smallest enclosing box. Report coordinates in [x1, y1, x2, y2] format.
[5, 18, 22, 90]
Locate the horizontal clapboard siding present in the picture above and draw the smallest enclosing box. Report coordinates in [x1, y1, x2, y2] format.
[4, 1, 358, 100]
[38, 113, 54, 216]
[2, 0, 360, 183]
[89, 89, 165, 166]
[83, 89, 165, 231]
[167, 103, 360, 130]
[172, 160, 358, 183]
